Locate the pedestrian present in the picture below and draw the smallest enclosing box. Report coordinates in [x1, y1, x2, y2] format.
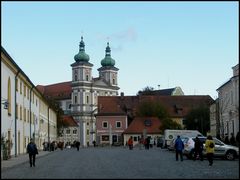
[193, 136, 203, 161]
[205, 135, 215, 166]
[236, 132, 240, 147]
[93, 140, 96, 147]
[230, 133, 236, 146]
[76, 141, 80, 151]
[224, 136, 230, 144]
[174, 135, 184, 161]
[139, 136, 144, 150]
[128, 136, 133, 150]
[27, 138, 38, 167]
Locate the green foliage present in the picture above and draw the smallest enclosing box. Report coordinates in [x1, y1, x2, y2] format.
[160, 118, 182, 133]
[136, 100, 168, 118]
[136, 100, 181, 133]
[137, 86, 154, 95]
[184, 106, 210, 136]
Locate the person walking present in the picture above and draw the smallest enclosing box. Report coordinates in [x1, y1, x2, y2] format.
[175, 135, 184, 161]
[193, 136, 203, 161]
[76, 141, 80, 151]
[224, 136, 230, 144]
[128, 136, 133, 150]
[230, 133, 236, 146]
[205, 135, 215, 166]
[236, 132, 240, 147]
[27, 138, 38, 167]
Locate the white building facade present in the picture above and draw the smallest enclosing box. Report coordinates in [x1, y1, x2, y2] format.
[1, 47, 57, 159]
[216, 64, 239, 139]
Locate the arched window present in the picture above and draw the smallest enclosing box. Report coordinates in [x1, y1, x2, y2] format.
[8, 77, 11, 115]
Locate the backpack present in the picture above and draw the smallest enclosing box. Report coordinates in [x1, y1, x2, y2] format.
[209, 142, 214, 148]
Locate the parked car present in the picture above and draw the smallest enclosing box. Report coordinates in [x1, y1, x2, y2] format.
[183, 136, 239, 160]
[168, 137, 188, 151]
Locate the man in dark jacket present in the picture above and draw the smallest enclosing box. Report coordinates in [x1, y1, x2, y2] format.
[193, 136, 203, 161]
[175, 135, 184, 161]
[27, 138, 38, 167]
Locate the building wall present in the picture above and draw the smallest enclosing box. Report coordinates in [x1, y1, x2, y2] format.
[96, 116, 127, 145]
[217, 64, 239, 139]
[123, 133, 161, 147]
[1, 49, 58, 158]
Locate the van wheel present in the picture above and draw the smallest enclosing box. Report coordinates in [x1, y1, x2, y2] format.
[225, 150, 236, 160]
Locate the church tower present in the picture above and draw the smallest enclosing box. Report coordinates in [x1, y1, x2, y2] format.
[70, 36, 93, 146]
[98, 42, 119, 87]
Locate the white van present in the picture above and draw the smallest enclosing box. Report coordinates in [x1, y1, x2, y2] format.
[163, 129, 203, 148]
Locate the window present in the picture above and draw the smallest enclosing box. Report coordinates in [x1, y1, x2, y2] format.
[27, 110, 29, 122]
[20, 81, 22, 94]
[87, 129, 89, 135]
[16, 78, 18, 91]
[86, 75, 89, 81]
[133, 137, 138, 142]
[113, 78, 115, 85]
[75, 75, 78, 81]
[102, 135, 109, 141]
[73, 129, 77, 134]
[103, 122, 108, 128]
[116, 121, 121, 128]
[66, 129, 70, 134]
[24, 108, 26, 122]
[86, 95, 89, 104]
[27, 88, 29, 99]
[20, 106, 22, 120]
[75, 95, 77, 104]
[7, 77, 11, 115]
[24, 85, 26, 97]
[36, 99, 38, 106]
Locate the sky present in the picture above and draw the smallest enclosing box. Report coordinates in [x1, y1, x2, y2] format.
[1, 1, 239, 99]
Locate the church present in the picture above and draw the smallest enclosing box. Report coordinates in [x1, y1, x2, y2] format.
[37, 37, 120, 147]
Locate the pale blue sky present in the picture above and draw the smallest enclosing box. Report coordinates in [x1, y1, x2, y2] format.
[1, 1, 239, 99]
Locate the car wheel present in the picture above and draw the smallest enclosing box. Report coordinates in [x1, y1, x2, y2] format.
[225, 150, 236, 160]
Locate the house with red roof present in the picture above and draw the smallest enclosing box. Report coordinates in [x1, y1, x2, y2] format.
[59, 115, 79, 146]
[123, 117, 161, 146]
[95, 93, 214, 146]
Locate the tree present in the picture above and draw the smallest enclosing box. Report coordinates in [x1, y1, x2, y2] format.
[184, 106, 210, 136]
[136, 100, 181, 133]
[137, 86, 154, 95]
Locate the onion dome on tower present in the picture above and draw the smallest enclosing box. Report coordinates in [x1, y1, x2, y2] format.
[101, 42, 115, 67]
[74, 36, 90, 62]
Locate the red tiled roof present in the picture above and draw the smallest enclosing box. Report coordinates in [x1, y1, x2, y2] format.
[62, 115, 78, 127]
[97, 95, 214, 118]
[123, 117, 161, 134]
[36, 81, 72, 99]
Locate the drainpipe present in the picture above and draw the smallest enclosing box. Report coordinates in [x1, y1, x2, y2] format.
[15, 70, 20, 157]
[30, 86, 34, 139]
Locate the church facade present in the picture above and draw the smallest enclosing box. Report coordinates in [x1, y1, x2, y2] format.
[37, 37, 120, 146]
